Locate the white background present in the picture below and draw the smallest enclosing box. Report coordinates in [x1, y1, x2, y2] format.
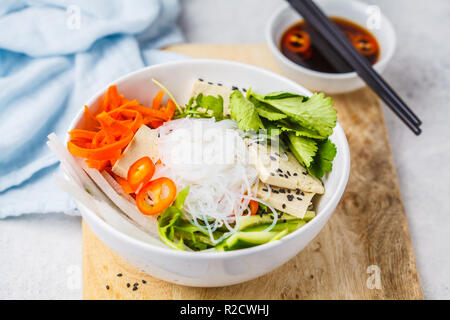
[1, 0, 449, 299]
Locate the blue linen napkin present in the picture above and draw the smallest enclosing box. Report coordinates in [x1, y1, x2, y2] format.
[0, 0, 186, 218]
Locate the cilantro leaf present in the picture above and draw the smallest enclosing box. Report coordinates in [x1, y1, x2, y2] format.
[263, 91, 307, 100]
[251, 92, 337, 137]
[276, 119, 326, 139]
[287, 133, 318, 168]
[308, 139, 337, 179]
[230, 90, 264, 131]
[196, 94, 224, 120]
[250, 96, 287, 121]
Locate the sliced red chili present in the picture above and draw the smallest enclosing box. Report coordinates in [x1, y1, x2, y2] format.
[127, 157, 155, 191]
[284, 29, 311, 54]
[249, 200, 259, 215]
[136, 177, 177, 215]
[351, 34, 378, 56]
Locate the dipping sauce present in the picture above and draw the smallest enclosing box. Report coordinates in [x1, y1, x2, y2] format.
[280, 17, 380, 73]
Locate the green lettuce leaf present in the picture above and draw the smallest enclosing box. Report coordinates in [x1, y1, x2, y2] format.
[230, 90, 264, 131]
[308, 139, 337, 179]
[287, 133, 318, 168]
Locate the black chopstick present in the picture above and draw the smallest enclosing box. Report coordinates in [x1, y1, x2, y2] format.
[286, 0, 422, 135]
[300, 0, 422, 128]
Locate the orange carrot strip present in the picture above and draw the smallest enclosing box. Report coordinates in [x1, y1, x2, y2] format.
[67, 133, 132, 161]
[152, 90, 165, 110]
[85, 159, 109, 171]
[124, 104, 169, 121]
[84, 105, 98, 124]
[112, 173, 134, 194]
[102, 85, 123, 112]
[68, 129, 97, 141]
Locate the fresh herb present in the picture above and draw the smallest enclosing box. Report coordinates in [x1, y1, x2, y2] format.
[308, 139, 337, 179]
[230, 90, 265, 131]
[251, 92, 336, 138]
[244, 90, 337, 179]
[287, 133, 318, 168]
[175, 94, 225, 120]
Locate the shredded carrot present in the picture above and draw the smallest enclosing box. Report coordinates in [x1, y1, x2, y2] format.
[152, 90, 165, 110]
[102, 85, 124, 111]
[68, 85, 175, 171]
[112, 173, 135, 194]
[84, 106, 98, 124]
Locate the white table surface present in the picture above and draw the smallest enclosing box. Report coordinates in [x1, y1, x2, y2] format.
[1, 0, 449, 300]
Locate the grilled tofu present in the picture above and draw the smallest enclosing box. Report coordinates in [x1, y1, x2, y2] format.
[253, 182, 315, 219]
[112, 125, 158, 179]
[190, 79, 233, 116]
[247, 141, 324, 194]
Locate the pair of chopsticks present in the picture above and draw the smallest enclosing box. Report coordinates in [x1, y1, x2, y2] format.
[286, 0, 422, 135]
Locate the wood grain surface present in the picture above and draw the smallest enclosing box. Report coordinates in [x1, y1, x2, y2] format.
[82, 44, 423, 300]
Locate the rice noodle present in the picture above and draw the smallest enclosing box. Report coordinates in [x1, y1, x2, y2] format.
[154, 118, 262, 244]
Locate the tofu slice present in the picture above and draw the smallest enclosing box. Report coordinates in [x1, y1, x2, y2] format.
[190, 79, 233, 116]
[254, 182, 315, 219]
[247, 141, 324, 194]
[112, 125, 158, 179]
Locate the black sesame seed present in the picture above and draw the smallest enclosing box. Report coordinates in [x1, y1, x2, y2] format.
[276, 168, 283, 173]
[301, 191, 305, 196]
[273, 190, 279, 194]
[284, 174, 289, 178]
[133, 287, 138, 291]
[297, 197, 302, 201]
[293, 173, 298, 176]
[270, 156, 276, 161]
[287, 195, 294, 201]
[275, 152, 280, 157]
[243, 88, 247, 92]
[117, 273, 123, 277]
[198, 78, 204, 82]
[279, 174, 284, 177]
[279, 189, 286, 193]
[270, 215, 274, 220]
[106, 285, 110, 290]
[134, 282, 139, 287]
[287, 189, 291, 193]
[302, 171, 308, 175]
[282, 204, 287, 209]
[217, 83, 223, 86]
[232, 86, 239, 90]
[296, 189, 300, 195]
[127, 283, 130, 288]
[262, 188, 268, 192]
[287, 170, 291, 176]
[208, 81, 213, 85]
[283, 219, 287, 223]
[142, 280, 147, 284]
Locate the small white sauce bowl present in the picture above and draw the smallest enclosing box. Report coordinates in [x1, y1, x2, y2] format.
[68, 59, 350, 287]
[266, 0, 396, 94]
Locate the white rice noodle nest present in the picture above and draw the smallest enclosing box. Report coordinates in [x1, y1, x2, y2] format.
[154, 118, 278, 244]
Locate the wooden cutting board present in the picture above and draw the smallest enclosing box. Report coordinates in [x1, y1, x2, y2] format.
[82, 44, 423, 300]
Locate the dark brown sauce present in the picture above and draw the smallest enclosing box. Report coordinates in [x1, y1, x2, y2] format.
[280, 17, 380, 73]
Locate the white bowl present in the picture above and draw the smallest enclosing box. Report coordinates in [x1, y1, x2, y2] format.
[266, 0, 396, 94]
[68, 59, 350, 287]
